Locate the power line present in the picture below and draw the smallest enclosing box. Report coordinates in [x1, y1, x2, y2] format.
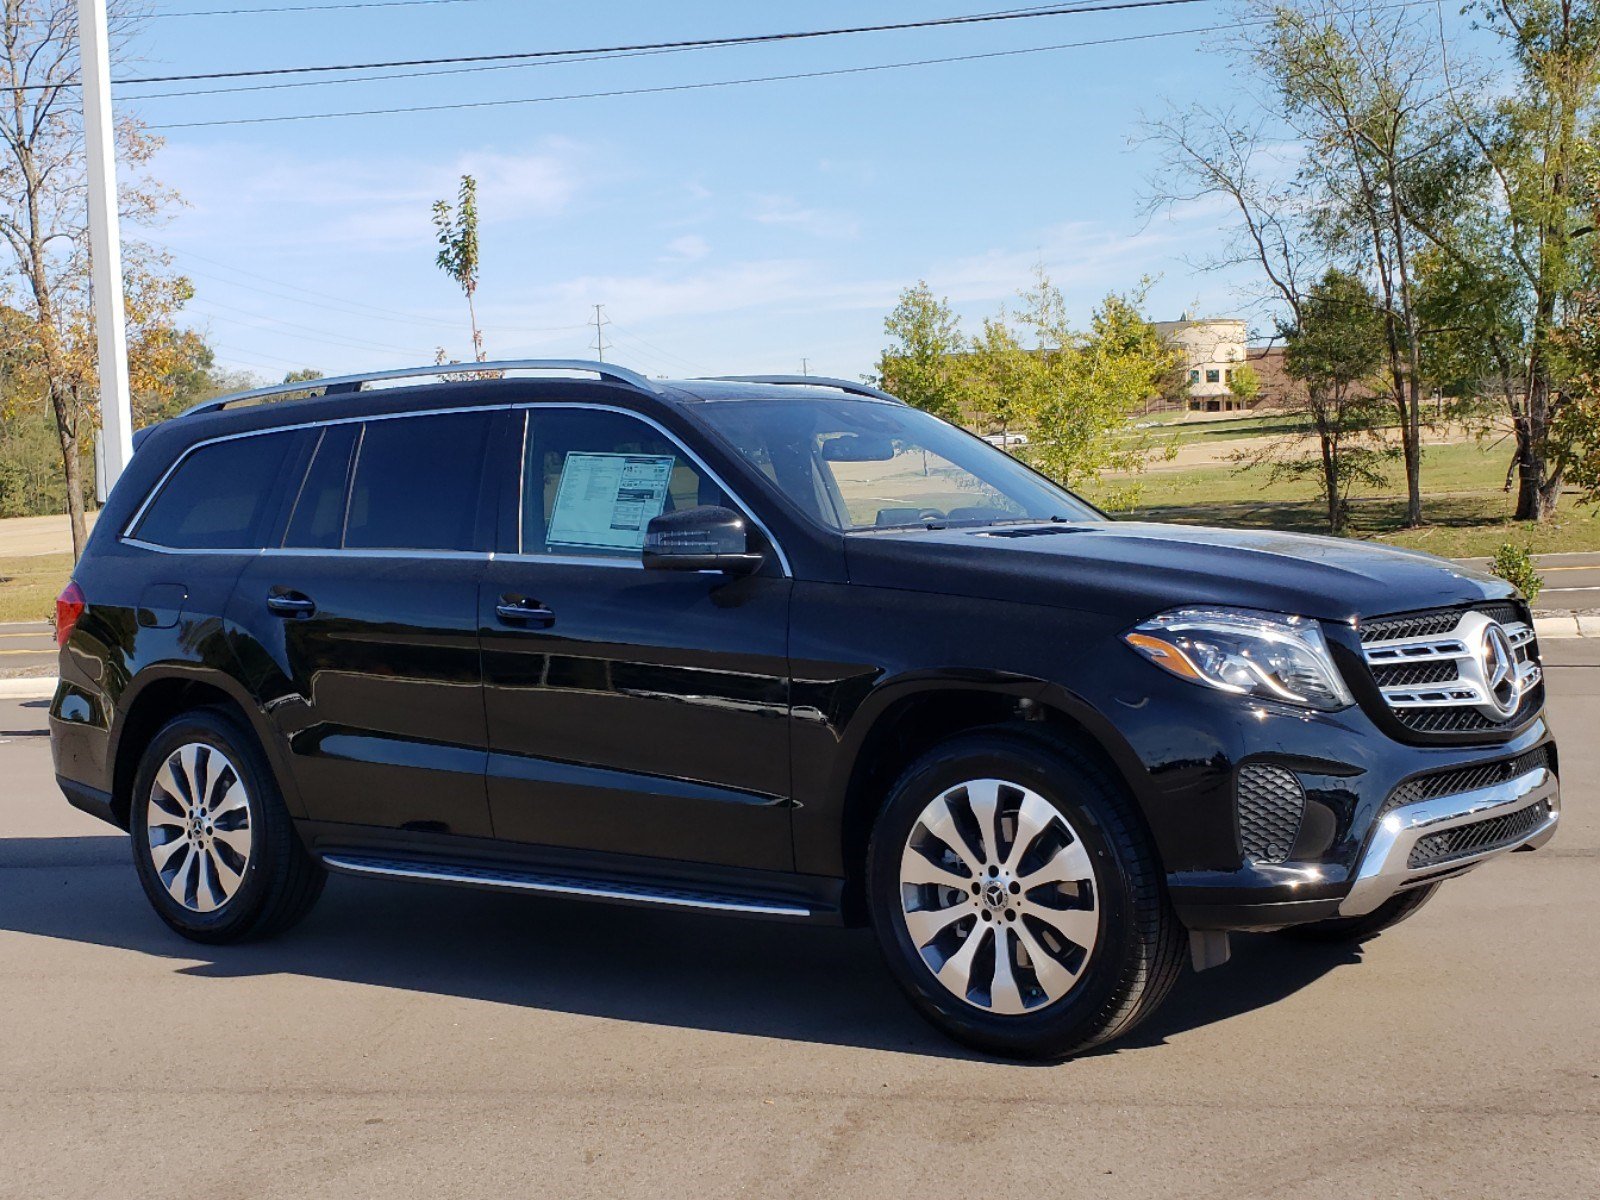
[143, 0, 1444, 130]
[115, 1, 1208, 87]
[152, 0, 491, 17]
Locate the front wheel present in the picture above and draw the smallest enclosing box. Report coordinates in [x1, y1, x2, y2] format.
[129, 708, 325, 944]
[866, 729, 1184, 1060]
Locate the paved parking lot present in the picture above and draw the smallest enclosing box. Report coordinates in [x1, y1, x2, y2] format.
[1, 648, 1596, 1199]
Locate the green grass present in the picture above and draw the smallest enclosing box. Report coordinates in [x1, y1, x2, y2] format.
[0, 552, 70, 624]
[1083, 437, 1600, 559]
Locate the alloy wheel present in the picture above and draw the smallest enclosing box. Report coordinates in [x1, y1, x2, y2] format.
[145, 743, 254, 913]
[898, 778, 1099, 1014]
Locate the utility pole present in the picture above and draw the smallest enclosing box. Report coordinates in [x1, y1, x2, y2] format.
[801, 357, 810, 376]
[78, 0, 133, 493]
[590, 304, 611, 362]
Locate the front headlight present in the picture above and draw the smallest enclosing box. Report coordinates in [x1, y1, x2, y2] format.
[1122, 607, 1353, 711]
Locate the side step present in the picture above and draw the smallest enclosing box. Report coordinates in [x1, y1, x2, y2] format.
[320, 853, 813, 918]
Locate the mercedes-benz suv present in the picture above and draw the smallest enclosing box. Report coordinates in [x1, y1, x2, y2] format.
[49, 361, 1559, 1059]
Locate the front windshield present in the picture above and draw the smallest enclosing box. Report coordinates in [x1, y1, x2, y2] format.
[692, 397, 1102, 532]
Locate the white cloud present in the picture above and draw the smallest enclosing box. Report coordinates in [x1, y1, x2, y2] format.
[748, 193, 861, 240]
[661, 234, 710, 262]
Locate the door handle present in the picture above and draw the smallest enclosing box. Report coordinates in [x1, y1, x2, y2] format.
[266, 591, 317, 619]
[496, 595, 556, 628]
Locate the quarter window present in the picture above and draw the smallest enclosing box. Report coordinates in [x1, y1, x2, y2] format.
[283, 424, 358, 549]
[519, 409, 729, 558]
[345, 412, 493, 551]
[133, 430, 296, 550]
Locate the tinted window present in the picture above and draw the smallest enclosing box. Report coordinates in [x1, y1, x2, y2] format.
[520, 409, 728, 557]
[345, 412, 492, 551]
[283, 424, 358, 549]
[134, 431, 296, 549]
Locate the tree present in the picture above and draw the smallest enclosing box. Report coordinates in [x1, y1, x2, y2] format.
[875, 280, 969, 422]
[1426, 1, 1600, 521]
[0, 1, 190, 557]
[964, 314, 1032, 437]
[1228, 362, 1262, 404]
[432, 174, 485, 363]
[1275, 269, 1393, 533]
[1014, 273, 1180, 499]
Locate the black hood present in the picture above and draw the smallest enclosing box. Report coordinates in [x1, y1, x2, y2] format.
[843, 520, 1514, 624]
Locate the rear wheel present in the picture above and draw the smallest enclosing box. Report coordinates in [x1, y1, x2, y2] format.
[1282, 883, 1441, 944]
[129, 708, 324, 944]
[866, 729, 1184, 1060]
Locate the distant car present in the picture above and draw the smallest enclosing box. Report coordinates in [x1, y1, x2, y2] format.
[50, 360, 1558, 1060]
[981, 431, 1029, 447]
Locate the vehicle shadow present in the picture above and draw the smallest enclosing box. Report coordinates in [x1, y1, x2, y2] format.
[0, 835, 1361, 1061]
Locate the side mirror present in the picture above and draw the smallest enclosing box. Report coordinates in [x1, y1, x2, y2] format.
[643, 506, 765, 575]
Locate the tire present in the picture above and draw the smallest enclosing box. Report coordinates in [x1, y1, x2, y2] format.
[1281, 882, 1440, 944]
[865, 727, 1185, 1060]
[129, 707, 325, 944]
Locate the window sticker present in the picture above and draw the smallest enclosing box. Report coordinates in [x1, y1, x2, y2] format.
[546, 452, 676, 550]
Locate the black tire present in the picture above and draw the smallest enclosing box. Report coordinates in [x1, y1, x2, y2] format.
[129, 707, 325, 944]
[1280, 882, 1440, 944]
[865, 727, 1185, 1060]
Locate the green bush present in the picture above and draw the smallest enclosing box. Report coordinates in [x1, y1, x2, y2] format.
[1488, 542, 1544, 604]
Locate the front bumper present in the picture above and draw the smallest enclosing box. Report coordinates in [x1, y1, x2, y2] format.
[1337, 764, 1559, 916]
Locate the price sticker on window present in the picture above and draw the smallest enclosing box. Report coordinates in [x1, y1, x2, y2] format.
[547, 452, 676, 551]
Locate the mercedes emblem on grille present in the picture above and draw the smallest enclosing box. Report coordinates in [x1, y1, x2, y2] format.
[1477, 620, 1522, 718]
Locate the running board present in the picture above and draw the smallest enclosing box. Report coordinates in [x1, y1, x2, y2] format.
[320, 853, 813, 918]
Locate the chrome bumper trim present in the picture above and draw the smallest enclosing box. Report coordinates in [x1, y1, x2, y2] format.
[1338, 766, 1560, 917]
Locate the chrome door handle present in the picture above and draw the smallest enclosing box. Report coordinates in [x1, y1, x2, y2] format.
[266, 591, 317, 618]
[496, 597, 555, 628]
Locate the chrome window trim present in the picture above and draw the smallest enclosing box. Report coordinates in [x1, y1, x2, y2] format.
[120, 400, 793, 576]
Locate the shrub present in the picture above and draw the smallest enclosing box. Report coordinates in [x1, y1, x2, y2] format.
[1488, 542, 1544, 604]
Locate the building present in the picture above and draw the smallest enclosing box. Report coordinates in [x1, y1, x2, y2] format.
[1151, 315, 1256, 412]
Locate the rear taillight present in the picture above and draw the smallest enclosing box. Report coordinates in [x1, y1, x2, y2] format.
[55, 581, 85, 648]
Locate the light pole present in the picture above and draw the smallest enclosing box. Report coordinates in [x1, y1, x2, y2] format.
[77, 0, 132, 495]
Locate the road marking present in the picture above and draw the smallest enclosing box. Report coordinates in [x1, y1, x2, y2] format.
[0, 648, 52, 656]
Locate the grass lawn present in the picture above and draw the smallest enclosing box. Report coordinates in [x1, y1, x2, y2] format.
[0, 552, 70, 624]
[1083, 437, 1600, 559]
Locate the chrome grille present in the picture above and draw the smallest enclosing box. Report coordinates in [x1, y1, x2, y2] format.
[1358, 605, 1541, 734]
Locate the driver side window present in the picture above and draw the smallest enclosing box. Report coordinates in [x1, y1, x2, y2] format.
[518, 408, 730, 558]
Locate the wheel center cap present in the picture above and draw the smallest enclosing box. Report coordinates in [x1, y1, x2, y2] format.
[983, 880, 1009, 911]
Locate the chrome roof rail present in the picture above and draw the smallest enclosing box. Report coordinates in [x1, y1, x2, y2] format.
[180, 358, 662, 418]
[697, 375, 904, 405]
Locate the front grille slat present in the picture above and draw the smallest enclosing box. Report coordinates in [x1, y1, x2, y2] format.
[1381, 745, 1552, 816]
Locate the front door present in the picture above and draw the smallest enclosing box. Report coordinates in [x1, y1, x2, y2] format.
[479, 405, 793, 870]
[228, 409, 498, 837]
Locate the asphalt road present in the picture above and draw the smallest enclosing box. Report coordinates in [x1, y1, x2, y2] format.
[0, 650, 1597, 1198]
[1458, 550, 1600, 613]
[0, 622, 54, 677]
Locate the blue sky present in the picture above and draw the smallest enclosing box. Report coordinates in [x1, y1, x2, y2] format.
[116, 1, 1478, 383]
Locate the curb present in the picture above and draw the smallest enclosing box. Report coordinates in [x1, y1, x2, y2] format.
[1533, 614, 1600, 640]
[0, 677, 57, 700]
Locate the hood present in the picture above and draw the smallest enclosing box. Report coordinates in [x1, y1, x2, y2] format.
[842, 520, 1514, 624]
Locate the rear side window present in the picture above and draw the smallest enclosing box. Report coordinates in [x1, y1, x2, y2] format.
[133, 431, 296, 550]
[345, 412, 493, 551]
[283, 424, 358, 549]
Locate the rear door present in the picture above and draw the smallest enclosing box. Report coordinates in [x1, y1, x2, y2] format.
[228, 408, 498, 837]
[478, 404, 794, 870]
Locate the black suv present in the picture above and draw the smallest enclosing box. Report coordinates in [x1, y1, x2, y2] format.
[49, 361, 1560, 1058]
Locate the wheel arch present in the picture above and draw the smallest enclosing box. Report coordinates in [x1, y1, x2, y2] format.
[108, 667, 294, 829]
[832, 676, 1156, 922]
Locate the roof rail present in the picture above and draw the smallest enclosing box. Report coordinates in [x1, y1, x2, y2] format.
[180, 359, 662, 418]
[698, 375, 904, 405]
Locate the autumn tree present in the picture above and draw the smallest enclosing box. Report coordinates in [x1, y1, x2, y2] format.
[0, 0, 195, 557]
